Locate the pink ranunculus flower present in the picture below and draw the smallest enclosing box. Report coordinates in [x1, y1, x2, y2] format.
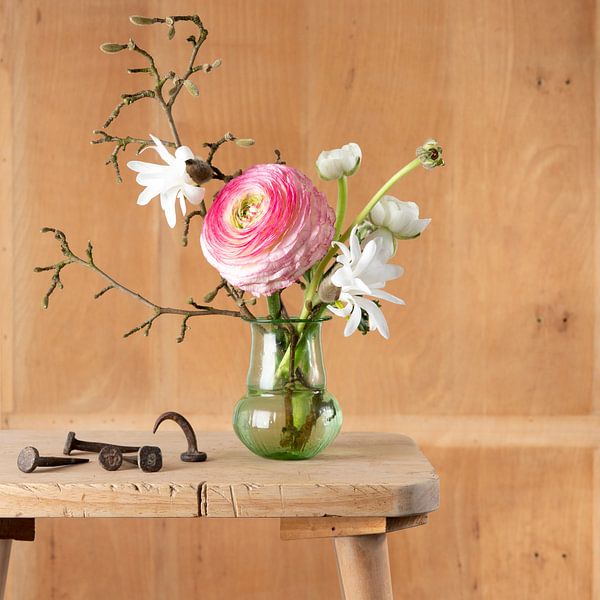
[200, 164, 335, 296]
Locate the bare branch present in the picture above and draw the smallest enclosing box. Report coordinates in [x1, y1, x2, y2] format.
[181, 209, 205, 247]
[91, 131, 175, 183]
[94, 285, 115, 299]
[202, 133, 247, 182]
[35, 228, 241, 341]
[176, 315, 191, 343]
[204, 132, 236, 163]
[94, 15, 209, 173]
[224, 283, 257, 320]
[94, 15, 252, 185]
[202, 279, 227, 303]
[103, 90, 155, 129]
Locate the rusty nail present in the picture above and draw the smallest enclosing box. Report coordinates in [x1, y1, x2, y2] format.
[153, 411, 207, 462]
[18, 446, 89, 473]
[99, 445, 162, 473]
[125, 446, 163, 472]
[98, 445, 123, 471]
[63, 431, 140, 456]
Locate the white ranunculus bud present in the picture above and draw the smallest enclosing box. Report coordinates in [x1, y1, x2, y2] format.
[315, 143, 362, 180]
[369, 196, 431, 240]
[363, 228, 396, 258]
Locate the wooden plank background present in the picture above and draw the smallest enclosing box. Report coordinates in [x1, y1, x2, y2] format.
[0, 0, 597, 598]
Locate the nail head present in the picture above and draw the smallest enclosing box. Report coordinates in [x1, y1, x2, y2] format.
[17, 446, 39, 473]
[99, 445, 123, 471]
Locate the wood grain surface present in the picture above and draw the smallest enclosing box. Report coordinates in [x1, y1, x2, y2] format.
[0, 0, 596, 598]
[0, 431, 438, 518]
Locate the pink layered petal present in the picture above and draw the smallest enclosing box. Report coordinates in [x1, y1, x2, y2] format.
[200, 164, 334, 296]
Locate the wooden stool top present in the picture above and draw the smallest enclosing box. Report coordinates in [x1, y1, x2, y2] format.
[0, 431, 439, 519]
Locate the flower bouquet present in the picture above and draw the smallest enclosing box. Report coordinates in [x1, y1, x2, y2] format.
[36, 13, 443, 460]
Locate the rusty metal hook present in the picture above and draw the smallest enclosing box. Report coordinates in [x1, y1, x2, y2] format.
[152, 411, 207, 463]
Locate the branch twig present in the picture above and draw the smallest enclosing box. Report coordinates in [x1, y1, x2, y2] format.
[181, 209, 205, 247]
[91, 131, 175, 183]
[203, 132, 245, 182]
[35, 228, 241, 342]
[95, 14, 212, 180]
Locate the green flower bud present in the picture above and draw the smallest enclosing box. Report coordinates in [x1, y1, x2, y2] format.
[203, 288, 219, 303]
[416, 139, 444, 169]
[183, 79, 199, 96]
[235, 138, 255, 147]
[212, 58, 222, 69]
[100, 43, 127, 54]
[129, 16, 156, 25]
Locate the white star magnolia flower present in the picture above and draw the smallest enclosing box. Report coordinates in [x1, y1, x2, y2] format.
[316, 142, 362, 180]
[126, 134, 205, 228]
[370, 196, 431, 240]
[328, 227, 405, 339]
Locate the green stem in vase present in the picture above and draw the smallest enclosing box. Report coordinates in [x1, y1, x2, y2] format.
[266, 292, 282, 320]
[334, 175, 348, 239]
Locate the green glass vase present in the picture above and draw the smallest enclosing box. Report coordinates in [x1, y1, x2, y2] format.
[233, 317, 342, 460]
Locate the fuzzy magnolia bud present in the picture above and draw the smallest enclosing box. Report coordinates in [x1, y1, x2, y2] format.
[100, 43, 127, 54]
[318, 273, 341, 304]
[235, 138, 255, 147]
[185, 158, 213, 185]
[183, 80, 199, 96]
[203, 288, 219, 303]
[129, 15, 156, 25]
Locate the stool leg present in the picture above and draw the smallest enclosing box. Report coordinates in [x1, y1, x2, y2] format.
[334, 533, 393, 600]
[0, 540, 12, 599]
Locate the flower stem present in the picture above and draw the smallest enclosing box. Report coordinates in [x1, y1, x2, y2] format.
[274, 304, 327, 380]
[300, 156, 422, 317]
[334, 175, 348, 240]
[267, 292, 282, 320]
[340, 157, 421, 243]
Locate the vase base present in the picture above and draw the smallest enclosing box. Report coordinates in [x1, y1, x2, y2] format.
[233, 393, 343, 461]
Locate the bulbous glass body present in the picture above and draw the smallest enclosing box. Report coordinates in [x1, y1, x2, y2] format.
[233, 318, 342, 460]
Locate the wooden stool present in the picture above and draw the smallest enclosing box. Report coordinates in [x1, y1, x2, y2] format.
[0, 431, 439, 599]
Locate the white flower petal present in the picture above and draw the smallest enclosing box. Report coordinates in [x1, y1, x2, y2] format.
[355, 297, 390, 339]
[136, 168, 172, 186]
[400, 218, 431, 239]
[328, 227, 405, 339]
[344, 302, 362, 337]
[136, 185, 160, 206]
[368, 196, 430, 239]
[370, 201, 386, 227]
[164, 203, 177, 228]
[178, 191, 187, 216]
[183, 184, 205, 204]
[160, 187, 179, 228]
[349, 227, 361, 263]
[368, 289, 405, 305]
[127, 160, 162, 174]
[353, 239, 377, 276]
[127, 137, 205, 227]
[316, 143, 362, 179]
[333, 241, 352, 265]
[175, 146, 195, 162]
[149, 134, 176, 165]
[364, 228, 396, 258]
